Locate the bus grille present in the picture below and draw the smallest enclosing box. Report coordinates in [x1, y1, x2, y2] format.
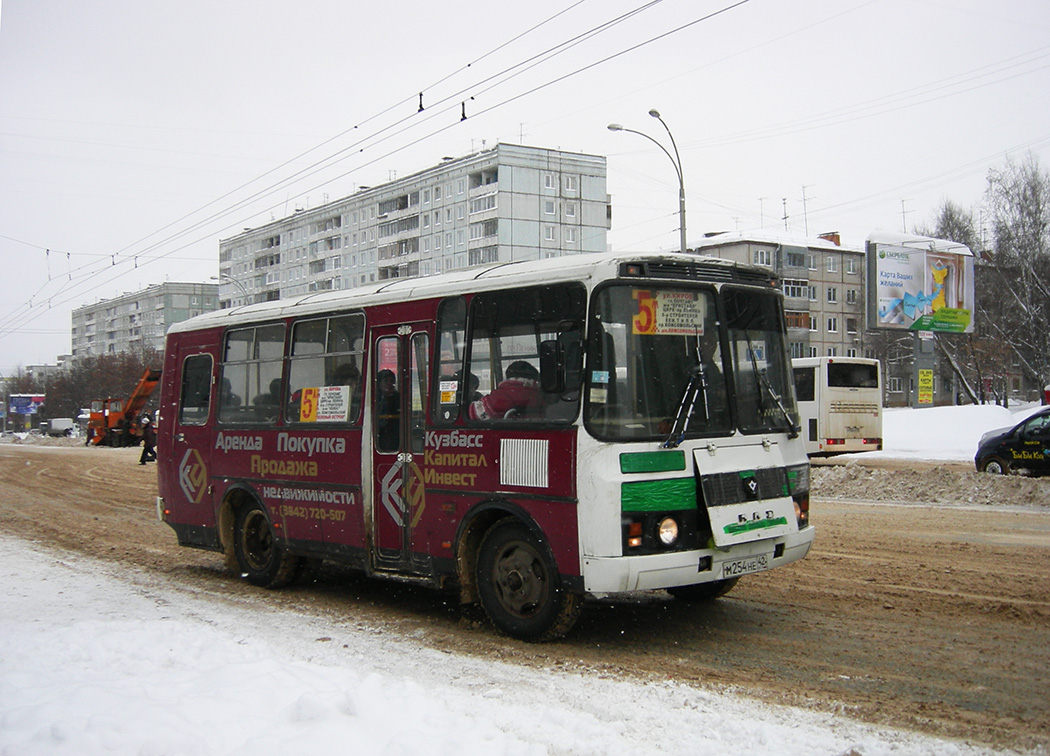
[700, 467, 788, 507]
[829, 401, 879, 413]
[500, 438, 549, 488]
[623, 261, 775, 287]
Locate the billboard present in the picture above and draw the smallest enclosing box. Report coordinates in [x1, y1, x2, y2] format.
[866, 232, 975, 333]
[9, 394, 46, 415]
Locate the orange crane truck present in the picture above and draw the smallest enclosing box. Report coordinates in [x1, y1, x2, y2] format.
[87, 368, 161, 447]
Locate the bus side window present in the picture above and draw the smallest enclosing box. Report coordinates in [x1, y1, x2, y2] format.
[220, 324, 285, 424]
[433, 297, 467, 424]
[287, 314, 364, 424]
[464, 283, 585, 424]
[794, 367, 815, 402]
[178, 355, 213, 424]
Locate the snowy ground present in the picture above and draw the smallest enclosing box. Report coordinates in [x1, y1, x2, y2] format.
[2, 404, 1044, 756]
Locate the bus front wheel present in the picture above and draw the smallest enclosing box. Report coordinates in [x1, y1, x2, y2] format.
[233, 502, 302, 588]
[476, 519, 581, 641]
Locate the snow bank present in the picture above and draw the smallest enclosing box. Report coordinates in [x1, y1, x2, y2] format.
[0, 537, 1006, 756]
[863, 403, 1041, 462]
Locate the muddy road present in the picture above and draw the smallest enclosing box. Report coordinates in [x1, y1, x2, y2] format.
[2, 442, 1048, 751]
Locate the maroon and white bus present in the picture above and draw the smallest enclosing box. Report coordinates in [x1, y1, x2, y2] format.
[157, 251, 814, 640]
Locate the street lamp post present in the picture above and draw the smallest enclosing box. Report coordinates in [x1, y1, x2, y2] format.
[608, 109, 688, 254]
[211, 274, 250, 304]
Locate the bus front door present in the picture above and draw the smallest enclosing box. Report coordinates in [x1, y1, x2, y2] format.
[370, 326, 431, 575]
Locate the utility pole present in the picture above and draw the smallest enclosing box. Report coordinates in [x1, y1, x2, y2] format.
[782, 198, 789, 231]
[900, 199, 910, 233]
[801, 185, 813, 237]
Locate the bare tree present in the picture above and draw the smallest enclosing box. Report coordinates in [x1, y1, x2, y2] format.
[983, 152, 1050, 390]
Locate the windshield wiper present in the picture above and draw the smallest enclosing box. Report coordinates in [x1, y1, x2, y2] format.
[661, 366, 709, 449]
[662, 331, 711, 449]
[745, 336, 799, 439]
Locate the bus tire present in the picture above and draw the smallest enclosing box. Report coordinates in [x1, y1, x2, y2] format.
[667, 577, 739, 602]
[233, 502, 302, 588]
[476, 519, 581, 642]
[980, 456, 1008, 475]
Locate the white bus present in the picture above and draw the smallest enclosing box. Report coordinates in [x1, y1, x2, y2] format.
[792, 357, 882, 456]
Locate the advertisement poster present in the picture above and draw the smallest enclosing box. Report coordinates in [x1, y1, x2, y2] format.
[8, 394, 45, 415]
[866, 233, 975, 333]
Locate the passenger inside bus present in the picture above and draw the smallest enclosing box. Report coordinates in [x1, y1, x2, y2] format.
[375, 369, 400, 450]
[329, 363, 361, 421]
[468, 360, 543, 420]
[252, 379, 282, 421]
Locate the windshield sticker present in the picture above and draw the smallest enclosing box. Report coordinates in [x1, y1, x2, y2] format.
[439, 379, 459, 404]
[632, 290, 706, 336]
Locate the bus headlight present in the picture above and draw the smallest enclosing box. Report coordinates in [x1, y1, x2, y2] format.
[657, 517, 679, 546]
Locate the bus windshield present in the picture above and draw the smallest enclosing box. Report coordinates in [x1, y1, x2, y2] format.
[827, 361, 879, 388]
[586, 284, 797, 441]
[722, 286, 798, 436]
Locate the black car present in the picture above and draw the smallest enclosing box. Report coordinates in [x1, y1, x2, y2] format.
[974, 407, 1050, 476]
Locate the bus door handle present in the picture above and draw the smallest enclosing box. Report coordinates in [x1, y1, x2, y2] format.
[397, 452, 413, 463]
[176, 432, 186, 442]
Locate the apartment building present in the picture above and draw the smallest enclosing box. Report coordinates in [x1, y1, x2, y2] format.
[71, 282, 219, 358]
[692, 230, 869, 361]
[217, 143, 609, 308]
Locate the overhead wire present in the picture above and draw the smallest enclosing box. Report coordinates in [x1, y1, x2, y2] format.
[2, 0, 747, 343]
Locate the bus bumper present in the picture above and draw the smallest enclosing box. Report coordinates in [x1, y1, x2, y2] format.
[581, 526, 815, 594]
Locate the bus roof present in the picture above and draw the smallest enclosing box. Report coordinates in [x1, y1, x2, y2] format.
[170, 250, 770, 335]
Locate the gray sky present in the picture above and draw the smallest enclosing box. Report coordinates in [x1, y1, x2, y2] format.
[2, 0, 1048, 373]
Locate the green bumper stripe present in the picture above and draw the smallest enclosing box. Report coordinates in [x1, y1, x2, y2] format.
[621, 477, 695, 511]
[724, 517, 789, 536]
[620, 450, 687, 473]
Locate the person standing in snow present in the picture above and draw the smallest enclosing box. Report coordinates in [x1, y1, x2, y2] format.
[468, 360, 543, 420]
[138, 416, 156, 465]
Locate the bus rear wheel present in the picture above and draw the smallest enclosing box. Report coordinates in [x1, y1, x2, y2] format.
[667, 577, 739, 602]
[476, 519, 581, 642]
[233, 502, 302, 588]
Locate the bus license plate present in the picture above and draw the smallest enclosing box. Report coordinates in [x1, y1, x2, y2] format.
[722, 553, 770, 578]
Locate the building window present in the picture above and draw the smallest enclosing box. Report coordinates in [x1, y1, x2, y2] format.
[847, 348, 858, 357]
[846, 288, 857, 305]
[564, 175, 578, 192]
[783, 279, 808, 298]
[753, 248, 772, 266]
[565, 202, 576, 218]
[846, 257, 858, 274]
[808, 255, 817, 271]
[827, 347, 838, 357]
[565, 227, 577, 244]
[786, 251, 806, 268]
[846, 317, 858, 334]
[827, 287, 838, 303]
[544, 174, 555, 190]
[888, 377, 903, 393]
[544, 200, 556, 215]
[808, 286, 817, 301]
[785, 310, 810, 329]
[826, 255, 838, 273]
[827, 317, 838, 333]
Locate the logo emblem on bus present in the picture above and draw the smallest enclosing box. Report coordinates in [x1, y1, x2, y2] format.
[179, 448, 208, 504]
[379, 458, 426, 527]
